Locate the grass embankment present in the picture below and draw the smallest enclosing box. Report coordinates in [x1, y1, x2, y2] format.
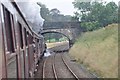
[69, 24, 118, 78]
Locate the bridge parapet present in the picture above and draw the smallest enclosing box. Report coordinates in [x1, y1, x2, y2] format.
[43, 21, 81, 30]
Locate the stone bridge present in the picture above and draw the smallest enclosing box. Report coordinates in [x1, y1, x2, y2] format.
[40, 21, 83, 44]
[41, 28, 79, 41]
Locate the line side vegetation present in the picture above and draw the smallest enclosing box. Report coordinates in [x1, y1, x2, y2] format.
[69, 0, 118, 78]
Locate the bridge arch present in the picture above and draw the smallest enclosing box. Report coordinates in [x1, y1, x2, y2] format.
[41, 31, 73, 47]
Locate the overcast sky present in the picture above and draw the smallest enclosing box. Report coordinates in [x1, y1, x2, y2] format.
[37, 0, 75, 15]
[10, 0, 119, 16]
[36, 0, 119, 16]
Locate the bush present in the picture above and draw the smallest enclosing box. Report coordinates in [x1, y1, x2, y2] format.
[81, 21, 100, 31]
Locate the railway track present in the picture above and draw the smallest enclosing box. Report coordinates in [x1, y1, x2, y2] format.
[42, 52, 79, 79]
[42, 55, 55, 79]
[35, 43, 98, 78]
[52, 54, 58, 79]
[42, 57, 47, 79]
[61, 53, 79, 79]
[49, 43, 69, 53]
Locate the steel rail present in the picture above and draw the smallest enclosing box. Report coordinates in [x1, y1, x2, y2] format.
[42, 57, 48, 79]
[52, 54, 58, 80]
[42, 54, 58, 79]
[61, 53, 79, 80]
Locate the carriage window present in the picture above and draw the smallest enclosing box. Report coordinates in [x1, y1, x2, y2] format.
[27, 31, 29, 44]
[3, 6, 15, 52]
[24, 28, 27, 46]
[18, 22, 23, 49]
[37, 39, 39, 42]
[30, 35, 33, 44]
[11, 14, 17, 49]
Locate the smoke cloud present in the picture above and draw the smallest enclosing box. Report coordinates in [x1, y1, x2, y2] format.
[16, 0, 44, 33]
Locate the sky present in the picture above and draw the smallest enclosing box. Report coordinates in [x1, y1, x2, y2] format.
[2, 0, 119, 15]
[37, 0, 119, 16]
[37, 0, 75, 16]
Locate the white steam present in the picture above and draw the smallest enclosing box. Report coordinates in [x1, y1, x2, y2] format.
[16, 1, 44, 33]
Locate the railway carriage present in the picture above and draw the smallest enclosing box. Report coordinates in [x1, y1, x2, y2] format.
[0, 1, 45, 79]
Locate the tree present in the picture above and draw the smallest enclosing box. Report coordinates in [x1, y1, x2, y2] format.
[37, 3, 74, 41]
[72, 0, 91, 12]
[72, 0, 118, 31]
[49, 8, 61, 22]
[37, 2, 50, 21]
[50, 8, 60, 15]
[37, 3, 73, 22]
[105, 2, 118, 24]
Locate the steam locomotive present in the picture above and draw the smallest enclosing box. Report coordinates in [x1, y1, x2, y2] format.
[0, 1, 46, 78]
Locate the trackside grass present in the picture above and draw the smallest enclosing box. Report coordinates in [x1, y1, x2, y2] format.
[69, 24, 118, 78]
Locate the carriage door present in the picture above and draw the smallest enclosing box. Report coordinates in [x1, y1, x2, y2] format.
[17, 22, 25, 78]
[23, 29, 29, 78]
[2, 5, 18, 78]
